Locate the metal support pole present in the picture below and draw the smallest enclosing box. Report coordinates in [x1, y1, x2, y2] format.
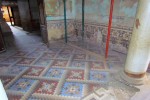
[82, 0, 85, 40]
[63, 0, 67, 43]
[105, 0, 114, 58]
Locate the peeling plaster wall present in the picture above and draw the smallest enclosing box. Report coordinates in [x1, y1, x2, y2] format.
[44, 0, 75, 41]
[45, 0, 138, 54]
[74, 0, 138, 53]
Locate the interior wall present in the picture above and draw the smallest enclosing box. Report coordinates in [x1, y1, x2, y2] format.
[17, 0, 32, 31]
[29, 0, 40, 30]
[44, 0, 138, 54]
[74, 0, 138, 54]
[44, 0, 75, 41]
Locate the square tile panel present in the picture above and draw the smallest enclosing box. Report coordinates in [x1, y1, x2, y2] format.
[7, 65, 28, 76]
[87, 83, 102, 93]
[44, 68, 65, 79]
[13, 51, 28, 57]
[74, 49, 85, 54]
[89, 71, 109, 82]
[51, 60, 68, 68]
[0, 76, 14, 86]
[60, 48, 73, 54]
[1, 57, 21, 64]
[89, 62, 105, 70]
[61, 82, 84, 98]
[33, 59, 52, 66]
[9, 78, 36, 93]
[23, 67, 44, 76]
[0, 64, 10, 75]
[7, 94, 22, 100]
[27, 51, 42, 58]
[70, 61, 85, 68]
[33, 80, 58, 95]
[67, 70, 84, 80]
[73, 54, 86, 60]
[17, 58, 35, 65]
[56, 53, 71, 59]
[0, 57, 6, 62]
[40, 53, 56, 59]
[48, 48, 60, 53]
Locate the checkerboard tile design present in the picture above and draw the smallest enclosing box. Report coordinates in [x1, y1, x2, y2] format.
[0, 42, 113, 100]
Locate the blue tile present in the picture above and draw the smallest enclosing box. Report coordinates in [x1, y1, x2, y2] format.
[44, 68, 65, 78]
[9, 78, 36, 93]
[61, 82, 83, 98]
[89, 71, 109, 82]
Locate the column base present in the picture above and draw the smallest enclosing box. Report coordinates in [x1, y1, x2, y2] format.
[120, 71, 146, 85]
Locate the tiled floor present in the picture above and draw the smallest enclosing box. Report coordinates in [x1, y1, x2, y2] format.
[0, 25, 150, 100]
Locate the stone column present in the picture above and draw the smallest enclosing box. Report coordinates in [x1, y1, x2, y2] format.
[121, 0, 150, 85]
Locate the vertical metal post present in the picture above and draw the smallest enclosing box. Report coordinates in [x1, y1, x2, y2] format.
[82, 0, 85, 40]
[63, 0, 67, 43]
[105, 0, 114, 58]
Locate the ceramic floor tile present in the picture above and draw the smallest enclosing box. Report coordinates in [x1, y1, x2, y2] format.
[0, 76, 14, 86]
[56, 53, 71, 59]
[27, 51, 42, 58]
[33, 58, 52, 66]
[13, 51, 28, 57]
[73, 54, 86, 60]
[61, 82, 84, 98]
[33, 80, 58, 95]
[51, 60, 68, 68]
[1, 57, 21, 64]
[9, 78, 36, 93]
[40, 52, 56, 59]
[7, 65, 28, 76]
[44, 68, 65, 79]
[23, 67, 45, 77]
[70, 60, 85, 69]
[7, 94, 22, 100]
[17, 58, 35, 65]
[89, 61, 105, 70]
[89, 71, 109, 82]
[67, 70, 84, 80]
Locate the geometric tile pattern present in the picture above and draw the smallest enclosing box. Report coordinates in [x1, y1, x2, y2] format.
[89, 71, 109, 82]
[33, 80, 58, 95]
[8, 78, 36, 93]
[61, 82, 84, 98]
[67, 70, 84, 80]
[0, 41, 112, 100]
[44, 68, 65, 79]
[23, 67, 44, 76]
[90, 62, 105, 70]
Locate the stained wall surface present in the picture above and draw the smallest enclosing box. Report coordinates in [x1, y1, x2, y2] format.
[44, 0, 138, 53]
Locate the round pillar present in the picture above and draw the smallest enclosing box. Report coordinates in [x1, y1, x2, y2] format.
[121, 0, 150, 85]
